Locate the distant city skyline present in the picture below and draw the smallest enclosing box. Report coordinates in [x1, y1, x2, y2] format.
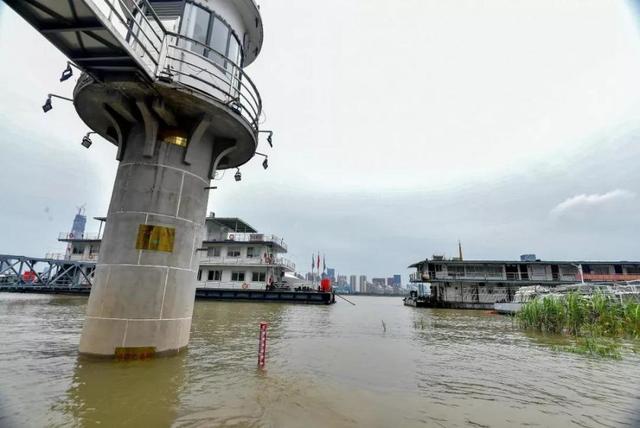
[305, 268, 404, 294]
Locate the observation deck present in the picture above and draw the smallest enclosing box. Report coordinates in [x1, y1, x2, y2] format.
[6, 0, 264, 169]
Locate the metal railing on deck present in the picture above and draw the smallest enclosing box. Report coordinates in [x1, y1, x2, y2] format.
[86, 0, 262, 132]
[163, 33, 262, 131]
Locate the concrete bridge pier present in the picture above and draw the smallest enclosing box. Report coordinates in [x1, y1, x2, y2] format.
[79, 111, 219, 357]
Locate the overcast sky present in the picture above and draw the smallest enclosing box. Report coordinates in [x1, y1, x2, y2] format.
[1, 0, 639, 281]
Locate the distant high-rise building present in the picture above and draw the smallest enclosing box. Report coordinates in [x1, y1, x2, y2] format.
[70, 206, 86, 238]
[359, 275, 367, 293]
[386, 277, 394, 286]
[349, 275, 356, 292]
[66, 206, 87, 256]
[393, 274, 402, 287]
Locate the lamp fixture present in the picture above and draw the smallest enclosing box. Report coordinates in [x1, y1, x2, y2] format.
[255, 151, 269, 170]
[81, 132, 97, 149]
[60, 63, 73, 82]
[234, 168, 242, 182]
[42, 93, 74, 113]
[42, 96, 52, 113]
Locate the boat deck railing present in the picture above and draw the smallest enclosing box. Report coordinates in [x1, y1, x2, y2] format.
[219, 233, 288, 251]
[58, 232, 102, 241]
[410, 271, 640, 283]
[199, 256, 295, 271]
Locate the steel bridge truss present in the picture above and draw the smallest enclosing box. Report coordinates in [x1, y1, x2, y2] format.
[0, 254, 95, 288]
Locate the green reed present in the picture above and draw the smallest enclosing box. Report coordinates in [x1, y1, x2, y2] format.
[517, 292, 640, 339]
[517, 292, 640, 359]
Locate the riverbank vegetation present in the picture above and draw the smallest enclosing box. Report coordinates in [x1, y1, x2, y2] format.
[516, 293, 640, 359]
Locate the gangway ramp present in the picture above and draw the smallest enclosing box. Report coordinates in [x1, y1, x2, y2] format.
[4, 0, 165, 79]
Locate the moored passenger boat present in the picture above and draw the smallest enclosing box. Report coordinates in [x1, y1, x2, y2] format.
[409, 254, 640, 310]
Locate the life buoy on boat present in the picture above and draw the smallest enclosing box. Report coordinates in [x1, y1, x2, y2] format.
[229, 234, 235, 240]
[241, 283, 249, 289]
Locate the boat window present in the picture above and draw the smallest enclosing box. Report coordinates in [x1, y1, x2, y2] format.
[227, 247, 241, 258]
[626, 265, 640, 274]
[197, 269, 202, 281]
[592, 265, 610, 275]
[207, 247, 221, 257]
[465, 265, 484, 275]
[252, 272, 266, 282]
[486, 265, 504, 278]
[447, 266, 464, 277]
[232, 271, 245, 281]
[207, 270, 221, 281]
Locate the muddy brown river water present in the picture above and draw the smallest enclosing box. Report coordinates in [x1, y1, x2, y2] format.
[0, 293, 638, 427]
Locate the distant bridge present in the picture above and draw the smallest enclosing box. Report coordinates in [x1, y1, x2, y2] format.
[0, 254, 95, 288]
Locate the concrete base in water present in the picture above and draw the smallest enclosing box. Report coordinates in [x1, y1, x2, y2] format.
[79, 122, 213, 357]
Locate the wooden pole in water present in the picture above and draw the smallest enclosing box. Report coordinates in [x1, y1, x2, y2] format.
[258, 322, 268, 369]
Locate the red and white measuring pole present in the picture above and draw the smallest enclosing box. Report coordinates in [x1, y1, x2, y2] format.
[257, 322, 268, 369]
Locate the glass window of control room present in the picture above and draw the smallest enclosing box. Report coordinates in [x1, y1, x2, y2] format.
[180, 3, 210, 56]
[180, 2, 243, 67]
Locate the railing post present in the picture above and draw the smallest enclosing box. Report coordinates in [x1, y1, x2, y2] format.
[155, 33, 170, 78]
